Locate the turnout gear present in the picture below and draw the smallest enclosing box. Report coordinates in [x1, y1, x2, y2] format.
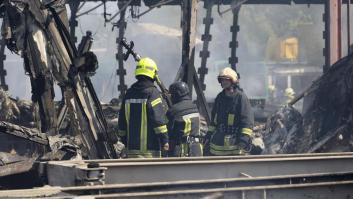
[118, 77, 169, 158]
[135, 57, 158, 79]
[167, 97, 202, 157]
[217, 67, 238, 83]
[169, 81, 190, 104]
[207, 87, 254, 156]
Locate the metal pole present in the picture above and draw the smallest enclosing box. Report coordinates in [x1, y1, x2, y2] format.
[181, 0, 198, 97]
[338, 0, 342, 59]
[69, 1, 80, 44]
[229, 5, 240, 72]
[179, 0, 210, 123]
[0, 37, 8, 91]
[198, 0, 214, 91]
[347, 0, 351, 53]
[323, 0, 342, 72]
[116, 2, 128, 100]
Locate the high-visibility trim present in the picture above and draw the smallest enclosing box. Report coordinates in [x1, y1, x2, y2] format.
[181, 143, 188, 157]
[182, 113, 200, 119]
[210, 143, 239, 151]
[141, 102, 148, 153]
[182, 113, 199, 136]
[151, 98, 162, 107]
[227, 114, 235, 126]
[127, 150, 161, 158]
[117, 130, 127, 137]
[210, 147, 244, 156]
[126, 99, 148, 104]
[154, 125, 168, 134]
[210, 143, 244, 155]
[126, 99, 147, 151]
[241, 128, 254, 137]
[208, 125, 216, 132]
[183, 118, 191, 136]
[125, 103, 131, 138]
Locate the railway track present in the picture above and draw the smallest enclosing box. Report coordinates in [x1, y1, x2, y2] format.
[0, 172, 353, 198]
[43, 152, 353, 185]
[1, 153, 353, 198]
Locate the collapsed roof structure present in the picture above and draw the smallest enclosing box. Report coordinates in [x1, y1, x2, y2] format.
[0, 0, 353, 197]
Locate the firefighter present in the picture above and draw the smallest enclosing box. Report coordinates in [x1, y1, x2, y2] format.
[167, 81, 202, 157]
[284, 87, 295, 104]
[205, 67, 254, 156]
[117, 57, 169, 158]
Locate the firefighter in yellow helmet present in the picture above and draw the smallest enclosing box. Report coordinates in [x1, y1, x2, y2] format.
[118, 57, 169, 158]
[205, 67, 254, 156]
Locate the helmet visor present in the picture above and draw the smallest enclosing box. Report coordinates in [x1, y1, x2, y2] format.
[217, 76, 232, 83]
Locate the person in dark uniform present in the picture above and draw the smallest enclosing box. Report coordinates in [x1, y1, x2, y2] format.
[167, 81, 202, 157]
[118, 57, 169, 158]
[205, 67, 254, 156]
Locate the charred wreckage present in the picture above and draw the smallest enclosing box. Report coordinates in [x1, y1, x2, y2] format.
[0, 0, 120, 178]
[0, 0, 353, 198]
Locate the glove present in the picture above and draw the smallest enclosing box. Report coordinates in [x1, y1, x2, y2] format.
[238, 134, 252, 152]
[203, 131, 213, 145]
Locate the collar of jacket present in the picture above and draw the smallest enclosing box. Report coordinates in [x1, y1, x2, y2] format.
[221, 87, 242, 98]
[131, 77, 156, 90]
[172, 95, 191, 104]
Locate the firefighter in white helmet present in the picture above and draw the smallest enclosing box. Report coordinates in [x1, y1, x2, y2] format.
[284, 87, 295, 104]
[205, 67, 254, 155]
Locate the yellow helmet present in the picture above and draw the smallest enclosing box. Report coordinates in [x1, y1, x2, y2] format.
[218, 67, 238, 83]
[135, 57, 158, 79]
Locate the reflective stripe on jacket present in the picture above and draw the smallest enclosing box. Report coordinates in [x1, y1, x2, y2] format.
[167, 99, 202, 157]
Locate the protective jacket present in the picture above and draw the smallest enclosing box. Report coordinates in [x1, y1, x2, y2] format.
[167, 98, 202, 157]
[208, 87, 254, 155]
[118, 78, 169, 158]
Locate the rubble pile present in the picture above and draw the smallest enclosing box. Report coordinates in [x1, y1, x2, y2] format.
[264, 52, 353, 153]
[299, 53, 353, 153]
[0, 89, 34, 127]
[262, 105, 303, 154]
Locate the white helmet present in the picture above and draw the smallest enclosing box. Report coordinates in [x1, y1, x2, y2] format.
[285, 87, 295, 96]
[268, 85, 276, 92]
[218, 67, 238, 83]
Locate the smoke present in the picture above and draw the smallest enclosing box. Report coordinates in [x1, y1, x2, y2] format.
[0, 48, 30, 99]
[73, 2, 182, 102]
[1, 2, 344, 104]
[197, 4, 326, 102]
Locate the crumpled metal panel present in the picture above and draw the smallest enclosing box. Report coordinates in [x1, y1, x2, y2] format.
[263, 105, 303, 154]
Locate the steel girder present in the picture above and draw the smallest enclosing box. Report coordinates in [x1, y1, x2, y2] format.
[43, 153, 353, 186]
